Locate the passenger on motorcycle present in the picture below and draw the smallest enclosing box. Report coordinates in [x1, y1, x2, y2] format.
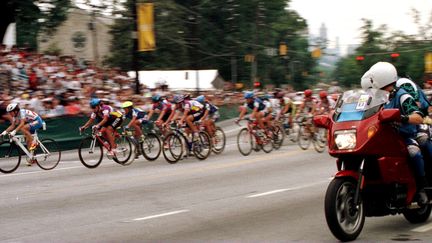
[79, 98, 123, 156]
[369, 61, 429, 204]
[122, 101, 148, 141]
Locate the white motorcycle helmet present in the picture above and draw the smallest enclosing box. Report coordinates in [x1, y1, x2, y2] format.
[360, 70, 373, 90]
[369, 62, 398, 89]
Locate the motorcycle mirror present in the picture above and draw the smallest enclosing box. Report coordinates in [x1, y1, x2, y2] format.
[378, 109, 401, 122]
[313, 115, 330, 129]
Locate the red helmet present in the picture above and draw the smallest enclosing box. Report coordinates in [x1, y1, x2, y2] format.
[319, 90, 328, 98]
[304, 89, 312, 97]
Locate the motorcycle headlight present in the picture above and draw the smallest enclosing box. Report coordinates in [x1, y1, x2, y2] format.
[334, 130, 356, 150]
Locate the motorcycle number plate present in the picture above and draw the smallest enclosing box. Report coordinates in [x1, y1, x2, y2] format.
[356, 95, 371, 110]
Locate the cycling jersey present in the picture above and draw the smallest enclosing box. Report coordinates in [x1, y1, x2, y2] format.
[13, 109, 43, 133]
[179, 100, 204, 114]
[152, 99, 172, 113]
[204, 102, 219, 114]
[243, 98, 266, 112]
[90, 105, 123, 128]
[124, 107, 147, 120]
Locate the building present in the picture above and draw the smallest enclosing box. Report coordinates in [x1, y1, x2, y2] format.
[38, 7, 113, 65]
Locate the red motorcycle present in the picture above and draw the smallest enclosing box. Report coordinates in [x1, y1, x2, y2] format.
[314, 89, 432, 241]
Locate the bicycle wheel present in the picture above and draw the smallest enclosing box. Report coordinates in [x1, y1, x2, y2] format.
[163, 133, 183, 164]
[272, 126, 285, 150]
[212, 127, 226, 154]
[141, 133, 162, 161]
[260, 135, 273, 153]
[193, 131, 212, 160]
[78, 137, 103, 168]
[237, 128, 253, 156]
[0, 141, 21, 173]
[298, 126, 311, 150]
[113, 136, 133, 165]
[34, 138, 61, 170]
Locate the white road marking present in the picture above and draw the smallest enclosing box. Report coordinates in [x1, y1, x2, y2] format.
[132, 210, 190, 221]
[411, 223, 432, 232]
[247, 180, 328, 198]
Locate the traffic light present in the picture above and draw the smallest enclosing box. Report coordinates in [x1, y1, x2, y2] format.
[356, 56, 365, 61]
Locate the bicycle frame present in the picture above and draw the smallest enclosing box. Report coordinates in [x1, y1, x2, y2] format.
[10, 133, 50, 160]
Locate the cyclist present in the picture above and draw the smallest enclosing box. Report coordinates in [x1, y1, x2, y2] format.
[167, 94, 204, 139]
[297, 89, 317, 135]
[147, 94, 173, 129]
[79, 98, 123, 156]
[196, 95, 219, 137]
[121, 101, 148, 141]
[237, 91, 270, 136]
[316, 90, 335, 115]
[275, 91, 296, 129]
[0, 103, 44, 165]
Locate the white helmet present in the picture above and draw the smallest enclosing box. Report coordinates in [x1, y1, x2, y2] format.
[360, 70, 373, 90]
[6, 103, 19, 112]
[369, 62, 398, 89]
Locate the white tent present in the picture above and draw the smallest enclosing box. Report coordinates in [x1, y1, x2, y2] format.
[127, 70, 224, 90]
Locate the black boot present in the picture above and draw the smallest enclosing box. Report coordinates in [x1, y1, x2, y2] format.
[417, 177, 429, 206]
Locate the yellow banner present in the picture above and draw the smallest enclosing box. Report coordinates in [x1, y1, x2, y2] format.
[137, 3, 155, 52]
[425, 52, 432, 73]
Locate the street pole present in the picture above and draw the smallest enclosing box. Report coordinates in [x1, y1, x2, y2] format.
[132, 0, 139, 94]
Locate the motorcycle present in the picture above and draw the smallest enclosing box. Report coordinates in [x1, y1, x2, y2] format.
[313, 89, 432, 242]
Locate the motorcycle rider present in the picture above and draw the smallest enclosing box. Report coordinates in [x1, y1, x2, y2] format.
[368, 61, 429, 205]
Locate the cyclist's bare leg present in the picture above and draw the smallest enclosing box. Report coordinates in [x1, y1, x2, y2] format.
[130, 121, 143, 139]
[186, 115, 198, 133]
[103, 126, 116, 150]
[20, 124, 34, 148]
[254, 112, 266, 130]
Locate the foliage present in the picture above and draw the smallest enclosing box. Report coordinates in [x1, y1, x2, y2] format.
[105, 0, 314, 90]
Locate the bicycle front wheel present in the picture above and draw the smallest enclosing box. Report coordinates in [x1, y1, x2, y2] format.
[113, 136, 133, 165]
[0, 141, 21, 173]
[78, 137, 103, 168]
[212, 127, 226, 154]
[237, 128, 253, 156]
[163, 133, 183, 164]
[193, 131, 212, 160]
[35, 138, 61, 170]
[141, 133, 162, 161]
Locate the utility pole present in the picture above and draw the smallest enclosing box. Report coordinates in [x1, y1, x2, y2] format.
[132, 0, 140, 94]
[187, 0, 200, 95]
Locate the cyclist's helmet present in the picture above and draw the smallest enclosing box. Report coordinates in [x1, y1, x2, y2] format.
[173, 94, 184, 104]
[304, 89, 312, 97]
[274, 91, 285, 99]
[196, 95, 205, 103]
[244, 91, 254, 99]
[6, 103, 19, 112]
[89, 98, 101, 108]
[319, 90, 328, 99]
[152, 95, 162, 103]
[121, 101, 133, 109]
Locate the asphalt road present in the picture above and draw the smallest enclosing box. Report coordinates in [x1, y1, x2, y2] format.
[1, 122, 432, 242]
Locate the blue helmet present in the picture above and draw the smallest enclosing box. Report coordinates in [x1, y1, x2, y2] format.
[173, 95, 184, 104]
[196, 95, 205, 103]
[90, 98, 101, 108]
[244, 91, 254, 99]
[152, 95, 162, 103]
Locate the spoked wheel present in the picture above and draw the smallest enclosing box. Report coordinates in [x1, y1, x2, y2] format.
[141, 133, 162, 161]
[298, 126, 311, 150]
[0, 141, 21, 173]
[272, 125, 285, 150]
[34, 138, 61, 170]
[260, 134, 273, 153]
[237, 128, 253, 156]
[212, 127, 226, 154]
[193, 131, 212, 160]
[163, 133, 183, 164]
[78, 137, 103, 169]
[113, 136, 133, 165]
[325, 178, 365, 242]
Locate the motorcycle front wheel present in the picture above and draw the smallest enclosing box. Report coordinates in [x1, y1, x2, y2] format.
[324, 178, 365, 242]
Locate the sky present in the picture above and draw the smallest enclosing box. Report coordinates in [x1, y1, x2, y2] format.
[289, 0, 432, 55]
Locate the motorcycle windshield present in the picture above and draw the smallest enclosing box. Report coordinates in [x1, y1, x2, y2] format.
[334, 89, 389, 122]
